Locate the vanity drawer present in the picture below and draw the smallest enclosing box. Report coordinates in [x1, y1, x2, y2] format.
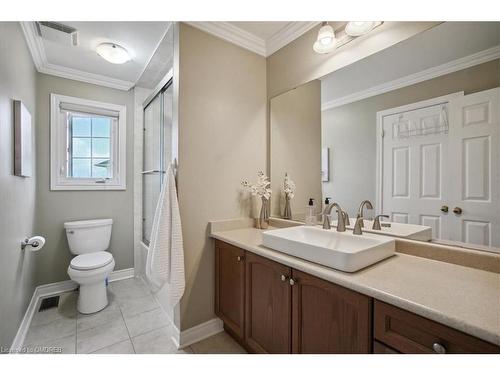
[374, 300, 500, 354]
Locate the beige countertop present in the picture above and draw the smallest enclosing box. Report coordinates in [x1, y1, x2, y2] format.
[210, 221, 500, 346]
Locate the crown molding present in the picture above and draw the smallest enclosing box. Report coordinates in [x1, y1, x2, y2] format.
[20, 21, 134, 91]
[186, 22, 320, 57]
[20, 21, 47, 69]
[266, 22, 320, 56]
[186, 22, 266, 56]
[39, 62, 134, 90]
[322, 44, 500, 111]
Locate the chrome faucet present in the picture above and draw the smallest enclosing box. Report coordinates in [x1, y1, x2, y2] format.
[356, 200, 373, 228]
[372, 214, 390, 230]
[323, 203, 346, 231]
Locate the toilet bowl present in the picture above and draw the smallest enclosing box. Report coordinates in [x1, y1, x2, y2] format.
[64, 219, 115, 314]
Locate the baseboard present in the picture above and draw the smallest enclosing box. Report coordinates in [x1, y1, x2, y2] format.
[108, 268, 135, 282]
[10, 268, 134, 353]
[177, 318, 224, 348]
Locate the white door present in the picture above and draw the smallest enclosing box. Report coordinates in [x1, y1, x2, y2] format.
[381, 103, 451, 240]
[447, 88, 500, 247]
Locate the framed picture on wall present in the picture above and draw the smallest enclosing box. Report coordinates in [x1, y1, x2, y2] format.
[14, 100, 33, 177]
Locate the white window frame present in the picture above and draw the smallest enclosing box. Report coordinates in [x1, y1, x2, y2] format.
[50, 93, 127, 190]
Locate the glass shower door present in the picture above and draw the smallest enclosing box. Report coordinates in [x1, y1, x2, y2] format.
[142, 82, 173, 245]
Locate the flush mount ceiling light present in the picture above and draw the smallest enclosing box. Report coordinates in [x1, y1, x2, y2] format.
[345, 21, 377, 36]
[313, 22, 337, 54]
[96, 43, 131, 64]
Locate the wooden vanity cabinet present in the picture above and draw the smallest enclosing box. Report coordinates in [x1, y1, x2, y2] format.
[215, 240, 372, 353]
[373, 340, 400, 354]
[214, 240, 499, 354]
[215, 240, 246, 340]
[291, 269, 372, 353]
[245, 252, 292, 353]
[374, 300, 500, 354]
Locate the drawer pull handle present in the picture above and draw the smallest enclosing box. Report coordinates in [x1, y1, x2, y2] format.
[236, 256, 244, 262]
[280, 274, 289, 282]
[432, 342, 446, 354]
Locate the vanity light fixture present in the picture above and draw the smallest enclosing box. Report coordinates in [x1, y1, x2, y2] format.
[345, 21, 378, 36]
[313, 22, 337, 54]
[96, 43, 131, 64]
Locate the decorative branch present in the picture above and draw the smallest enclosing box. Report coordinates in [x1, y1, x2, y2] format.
[241, 171, 271, 200]
[283, 173, 296, 200]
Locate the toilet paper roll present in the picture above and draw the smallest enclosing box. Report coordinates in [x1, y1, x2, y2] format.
[25, 236, 45, 251]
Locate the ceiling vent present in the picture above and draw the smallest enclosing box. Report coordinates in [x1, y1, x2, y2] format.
[36, 21, 79, 46]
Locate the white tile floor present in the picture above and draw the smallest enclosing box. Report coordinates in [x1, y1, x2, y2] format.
[21, 277, 246, 354]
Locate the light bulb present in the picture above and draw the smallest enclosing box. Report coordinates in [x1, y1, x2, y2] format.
[345, 21, 377, 37]
[313, 23, 337, 54]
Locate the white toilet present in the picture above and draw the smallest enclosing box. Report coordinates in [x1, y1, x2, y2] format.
[64, 218, 115, 314]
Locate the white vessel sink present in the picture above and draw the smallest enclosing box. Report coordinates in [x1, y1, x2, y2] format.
[262, 226, 395, 272]
[335, 218, 432, 241]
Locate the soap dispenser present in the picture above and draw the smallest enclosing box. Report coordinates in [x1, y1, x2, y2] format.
[324, 197, 331, 210]
[305, 198, 317, 226]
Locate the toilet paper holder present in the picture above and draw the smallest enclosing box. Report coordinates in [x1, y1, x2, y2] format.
[21, 236, 45, 251]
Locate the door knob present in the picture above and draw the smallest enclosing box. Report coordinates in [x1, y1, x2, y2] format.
[440, 205, 449, 213]
[453, 207, 463, 215]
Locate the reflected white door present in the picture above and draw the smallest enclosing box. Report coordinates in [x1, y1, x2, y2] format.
[448, 88, 500, 247]
[381, 103, 451, 240]
[380, 88, 500, 247]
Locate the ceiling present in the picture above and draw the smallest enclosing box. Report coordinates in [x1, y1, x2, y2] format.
[21, 21, 318, 90]
[228, 22, 294, 40]
[21, 21, 171, 90]
[187, 22, 320, 57]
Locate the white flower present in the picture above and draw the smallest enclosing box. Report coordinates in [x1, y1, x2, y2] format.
[283, 173, 295, 200]
[241, 171, 272, 200]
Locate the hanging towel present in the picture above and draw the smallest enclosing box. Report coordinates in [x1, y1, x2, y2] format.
[146, 163, 185, 307]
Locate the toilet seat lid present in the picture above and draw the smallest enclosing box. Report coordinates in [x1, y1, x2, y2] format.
[70, 251, 113, 270]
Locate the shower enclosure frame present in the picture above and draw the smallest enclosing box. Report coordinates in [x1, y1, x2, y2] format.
[141, 77, 174, 246]
[133, 22, 181, 345]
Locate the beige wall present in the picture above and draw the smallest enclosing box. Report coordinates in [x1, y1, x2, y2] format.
[34, 74, 135, 285]
[270, 80, 322, 220]
[322, 59, 500, 216]
[177, 23, 267, 330]
[267, 22, 439, 99]
[0, 22, 38, 348]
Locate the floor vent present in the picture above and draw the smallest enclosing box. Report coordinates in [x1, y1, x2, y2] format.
[38, 296, 60, 312]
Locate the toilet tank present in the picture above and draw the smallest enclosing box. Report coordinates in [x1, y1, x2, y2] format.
[64, 219, 113, 255]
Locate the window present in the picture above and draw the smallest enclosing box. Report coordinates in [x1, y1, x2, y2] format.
[50, 94, 126, 190]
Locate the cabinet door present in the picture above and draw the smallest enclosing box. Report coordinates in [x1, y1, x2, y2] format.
[215, 240, 245, 340]
[291, 270, 372, 353]
[245, 252, 292, 353]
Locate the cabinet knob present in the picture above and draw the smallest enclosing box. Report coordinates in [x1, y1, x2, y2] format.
[453, 207, 463, 215]
[289, 278, 296, 286]
[236, 256, 244, 262]
[432, 342, 446, 354]
[280, 274, 289, 282]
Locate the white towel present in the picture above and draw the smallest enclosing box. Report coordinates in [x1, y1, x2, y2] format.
[146, 163, 185, 307]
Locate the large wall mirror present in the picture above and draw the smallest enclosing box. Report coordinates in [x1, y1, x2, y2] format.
[270, 22, 500, 252]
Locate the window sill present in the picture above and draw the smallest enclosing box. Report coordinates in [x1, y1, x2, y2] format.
[50, 182, 126, 191]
